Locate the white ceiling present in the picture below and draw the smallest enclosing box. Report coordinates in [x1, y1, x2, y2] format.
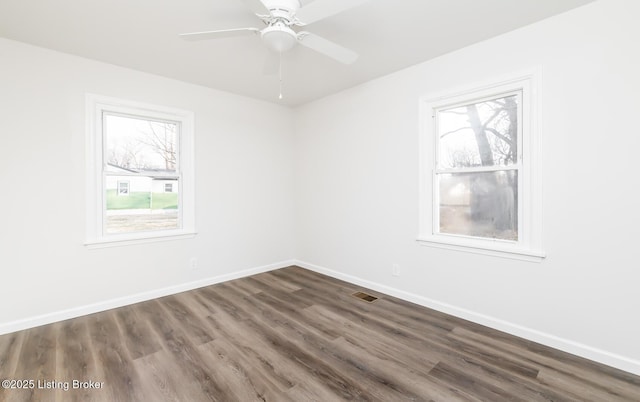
[0, 0, 593, 107]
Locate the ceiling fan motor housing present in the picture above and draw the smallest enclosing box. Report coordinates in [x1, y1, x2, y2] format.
[262, 0, 302, 16]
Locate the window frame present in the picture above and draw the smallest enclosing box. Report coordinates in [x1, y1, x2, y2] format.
[418, 71, 544, 261]
[85, 94, 196, 248]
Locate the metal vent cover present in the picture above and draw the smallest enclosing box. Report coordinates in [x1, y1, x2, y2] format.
[352, 291, 378, 303]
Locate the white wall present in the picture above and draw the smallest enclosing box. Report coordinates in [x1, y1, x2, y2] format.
[294, 0, 640, 374]
[0, 38, 295, 330]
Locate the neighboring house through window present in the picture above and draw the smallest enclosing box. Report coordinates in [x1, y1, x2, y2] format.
[86, 95, 195, 247]
[419, 72, 544, 261]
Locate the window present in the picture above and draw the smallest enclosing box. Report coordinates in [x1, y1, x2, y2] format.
[117, 181, 130, 196]
[86, 95, 195, 247]
[419, 73, 544, 261]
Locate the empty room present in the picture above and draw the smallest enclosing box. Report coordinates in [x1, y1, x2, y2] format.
[1, 0, 639, 400]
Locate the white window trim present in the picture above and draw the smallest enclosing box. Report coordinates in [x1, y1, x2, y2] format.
[418, 70, 544, 262]
[85, 94, 196, 248]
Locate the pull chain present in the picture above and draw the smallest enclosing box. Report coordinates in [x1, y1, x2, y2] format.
[278, 52, 283, 100]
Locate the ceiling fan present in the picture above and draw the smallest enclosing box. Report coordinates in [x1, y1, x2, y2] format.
[179, 0, 370, 66]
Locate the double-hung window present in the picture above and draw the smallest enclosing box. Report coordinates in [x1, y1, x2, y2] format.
[419, 73, 543, 261]
[86, 95, 195, 247]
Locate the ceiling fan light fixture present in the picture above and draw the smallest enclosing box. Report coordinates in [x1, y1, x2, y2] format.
[261, 24, 298, 53]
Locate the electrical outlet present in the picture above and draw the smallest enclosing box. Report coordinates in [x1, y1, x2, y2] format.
[392, 263, 400, 277]
[189, 257, 198, 270]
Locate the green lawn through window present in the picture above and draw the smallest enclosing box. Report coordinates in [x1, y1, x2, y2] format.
[106, 190, 178, 210]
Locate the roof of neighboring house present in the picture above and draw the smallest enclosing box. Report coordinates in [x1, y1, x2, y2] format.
[107, 163, 139, 173]
[107, 163, 177, 179]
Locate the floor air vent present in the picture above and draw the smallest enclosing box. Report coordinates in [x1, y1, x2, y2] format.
[352, 291, 378, 303]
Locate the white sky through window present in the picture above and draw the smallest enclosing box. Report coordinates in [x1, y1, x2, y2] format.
[104, 114, 178, 172]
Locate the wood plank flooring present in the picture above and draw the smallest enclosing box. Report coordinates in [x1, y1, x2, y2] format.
[1, 266, 639, 401]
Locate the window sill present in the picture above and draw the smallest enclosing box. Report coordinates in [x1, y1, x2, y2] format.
[417, 236, 545, 262]
[85, 231, 197, 249]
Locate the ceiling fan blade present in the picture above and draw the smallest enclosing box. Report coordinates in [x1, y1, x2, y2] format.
[179, 27, 260, 41]
[297, 32, 358, 64]
[296, 0, 371, 25]
[263, 51, 279, 75]
[239, 0, 269, 15]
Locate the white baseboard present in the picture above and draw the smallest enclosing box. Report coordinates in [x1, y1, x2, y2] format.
[294, 260, 640, 376]
[0, 260, 295, 336]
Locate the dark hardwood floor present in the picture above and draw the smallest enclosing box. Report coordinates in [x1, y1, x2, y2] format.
[1, 266, 639, 401]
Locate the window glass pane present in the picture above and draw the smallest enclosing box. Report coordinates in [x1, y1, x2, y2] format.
[104, 114, 178, 173]
[438, 94, 518, 168]
[105, 176, 179, 234]
[438, 170, 517, 240]
[103, 113, 180, 235]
